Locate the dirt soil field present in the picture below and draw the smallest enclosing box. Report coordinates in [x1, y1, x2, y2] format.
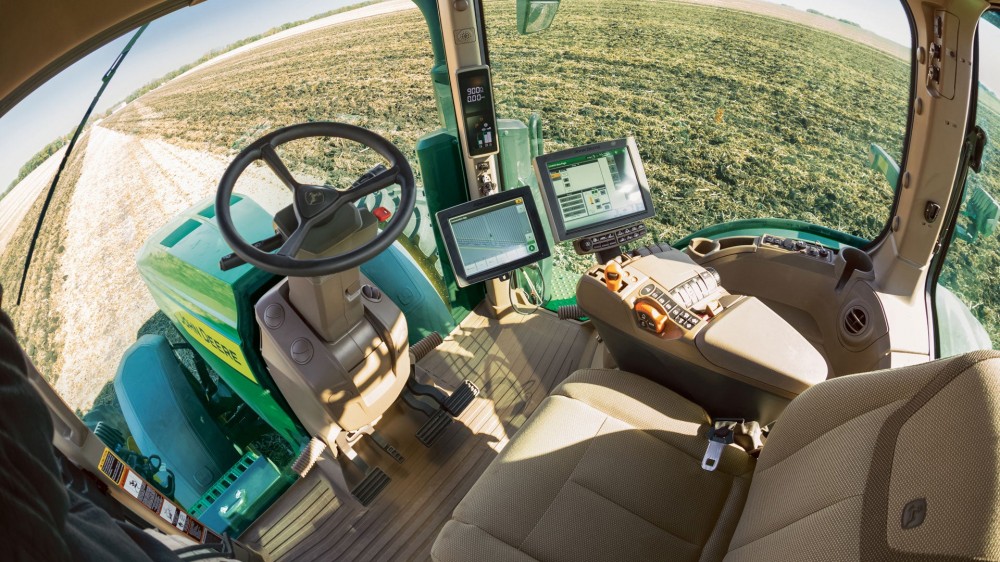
[0, 146, 65, 255]
[36, 123, 288, 411]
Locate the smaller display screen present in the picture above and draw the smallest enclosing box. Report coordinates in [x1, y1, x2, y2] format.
[456, 66, 499, 157]
[534, 138, 656, 243]
[437, 187, 550, 287]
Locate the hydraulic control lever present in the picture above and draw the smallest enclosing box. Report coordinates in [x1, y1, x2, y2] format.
[634, 297, 683, 339]
[219, 232, 285, 271]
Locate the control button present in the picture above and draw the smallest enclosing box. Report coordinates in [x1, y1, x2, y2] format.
[635, 298, 671, 336]
[263, 304, 285, 329]
[640, 284, 655, 296]
[781, 239, 796, 251]
[694, 276, 708, 294]
[291, 338, 314, 365]
[795, 241, 806, 250]
[819, 249, 830, 258]
[683, 284, 698, 305]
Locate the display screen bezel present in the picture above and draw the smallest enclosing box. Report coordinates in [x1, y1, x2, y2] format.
[435, 187, 551, 287]
[533, 137, 655, 243]
[456, 65, 500, 158]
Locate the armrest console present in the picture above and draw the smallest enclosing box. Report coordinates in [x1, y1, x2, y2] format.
[578, 247, 829, 422]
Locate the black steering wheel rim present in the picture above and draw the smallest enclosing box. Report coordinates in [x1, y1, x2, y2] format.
[215, 121, 415, 277]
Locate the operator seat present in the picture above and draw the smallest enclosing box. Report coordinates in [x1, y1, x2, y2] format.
[432, 351, 1000, 561]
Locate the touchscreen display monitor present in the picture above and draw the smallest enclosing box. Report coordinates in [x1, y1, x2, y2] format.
[534, 138, 655, 242]
[436, 187, 550, 287]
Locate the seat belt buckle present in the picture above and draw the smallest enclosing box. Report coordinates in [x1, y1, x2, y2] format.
[701, 421, 738, 471]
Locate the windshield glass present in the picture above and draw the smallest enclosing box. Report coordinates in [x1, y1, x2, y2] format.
[490, 0, 913, 248]
[0, 0, 919, 535]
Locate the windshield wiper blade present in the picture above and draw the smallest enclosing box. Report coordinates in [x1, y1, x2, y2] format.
[15, 24, 148, 305]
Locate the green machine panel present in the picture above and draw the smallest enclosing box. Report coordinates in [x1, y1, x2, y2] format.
[137, 195, 307, 449]
[417, 130, 485, 323]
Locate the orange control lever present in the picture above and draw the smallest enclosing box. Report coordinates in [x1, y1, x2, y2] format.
[605, 261, 623, 292]
[634, 298, 682, 339]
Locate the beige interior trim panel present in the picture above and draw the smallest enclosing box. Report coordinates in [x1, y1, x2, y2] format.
[0, 0, 194, 117]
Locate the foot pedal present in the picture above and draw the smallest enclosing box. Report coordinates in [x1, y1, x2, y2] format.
[367, 432, 405, 464]
[416, 409, 453, 447]
[444, 380, 479, 417]
[351, 467, 390, 507]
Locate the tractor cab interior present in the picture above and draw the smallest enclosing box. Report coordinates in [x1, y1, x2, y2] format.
[4, 0, 1000, 560]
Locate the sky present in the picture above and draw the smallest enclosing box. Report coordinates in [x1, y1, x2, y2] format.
[769, 0, 1000, 93]
[1, 0, 999, 190]
[0, 0, 358, 190]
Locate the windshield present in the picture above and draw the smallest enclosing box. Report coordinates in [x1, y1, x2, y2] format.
[490, 0, 913, 247]
[0, 0, 920, 536]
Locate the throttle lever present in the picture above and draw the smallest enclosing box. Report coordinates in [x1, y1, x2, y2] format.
[350, 163, 389, 190]
[219, 233, 285, 271]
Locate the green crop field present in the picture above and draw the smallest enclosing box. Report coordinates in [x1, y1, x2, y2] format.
[5, 0, 1000, 373]
[104, 0, 911, 242]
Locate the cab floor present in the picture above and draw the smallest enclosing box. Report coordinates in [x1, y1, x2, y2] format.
[241, 304, 597, 561]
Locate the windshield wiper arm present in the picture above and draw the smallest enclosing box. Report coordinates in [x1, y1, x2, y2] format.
[15, 24, 148, 305]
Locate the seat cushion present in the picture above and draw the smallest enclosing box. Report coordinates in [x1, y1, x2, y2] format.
[432, 369, 755, 562]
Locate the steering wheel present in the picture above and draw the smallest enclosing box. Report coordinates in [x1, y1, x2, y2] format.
[215, 122, 415, 277]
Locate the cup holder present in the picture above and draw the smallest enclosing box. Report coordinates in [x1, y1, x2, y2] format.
[688, 237, 721, 259]
[835, 247, 874, 291]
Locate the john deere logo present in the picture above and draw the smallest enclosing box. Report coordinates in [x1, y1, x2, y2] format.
[305, 190, 325, 206]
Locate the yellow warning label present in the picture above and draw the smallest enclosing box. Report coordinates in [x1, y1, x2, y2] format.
[176, 310, 257, 383]
[99, 448, 127, 485]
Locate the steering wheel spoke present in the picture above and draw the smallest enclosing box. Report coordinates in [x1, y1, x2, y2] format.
[261, 143, 299, 191]
[277, 224, 310, 258]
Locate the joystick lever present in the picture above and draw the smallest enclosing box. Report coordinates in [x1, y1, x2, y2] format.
[605, 261, 623, 292]
[634, 298, 682, 339]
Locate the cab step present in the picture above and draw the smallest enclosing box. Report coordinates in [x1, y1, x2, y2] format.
[351, 467, 391, 507]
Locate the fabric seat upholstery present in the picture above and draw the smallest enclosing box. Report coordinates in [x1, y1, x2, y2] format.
[433, 369, 756, 562]
[432, 351, 1000, 561]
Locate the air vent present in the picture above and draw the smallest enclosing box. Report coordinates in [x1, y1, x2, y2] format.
[844, 306, 869, 336]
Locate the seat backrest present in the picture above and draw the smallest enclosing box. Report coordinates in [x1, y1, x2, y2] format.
[724, 351, 1000, 561]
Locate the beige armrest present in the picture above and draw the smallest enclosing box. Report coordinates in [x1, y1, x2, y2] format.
[696, 298, 828, 395]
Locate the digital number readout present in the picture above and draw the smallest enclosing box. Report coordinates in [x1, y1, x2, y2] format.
[466, 86, 484, 103]
[456, 67, 498, 157]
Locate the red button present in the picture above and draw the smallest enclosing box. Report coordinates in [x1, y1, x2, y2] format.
[373, 207, 392, 222]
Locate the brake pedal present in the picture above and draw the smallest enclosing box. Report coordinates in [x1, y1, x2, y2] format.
[351, 467, 391, 507]
[443, 379, 479, 417]
[416, 409, 453, 447]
